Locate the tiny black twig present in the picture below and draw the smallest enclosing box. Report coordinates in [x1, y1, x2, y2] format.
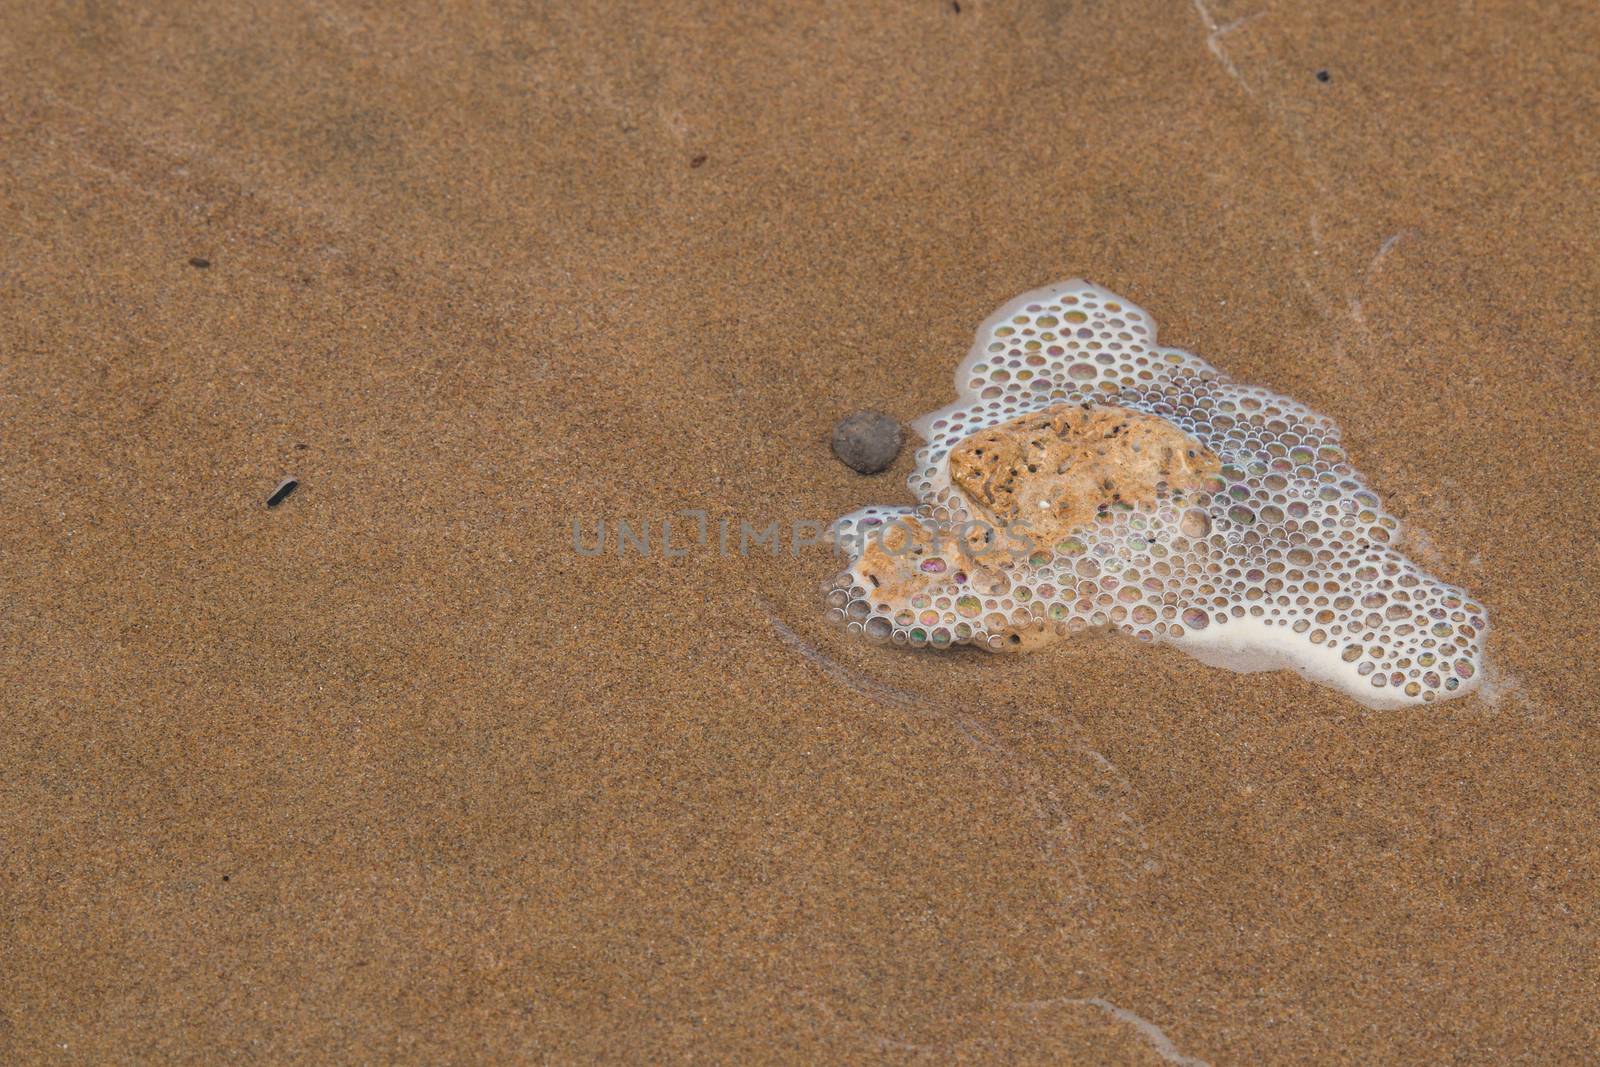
[266, 479, 299, 507]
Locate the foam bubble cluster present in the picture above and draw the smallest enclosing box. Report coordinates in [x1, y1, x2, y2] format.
[825, 280, 1487, 709]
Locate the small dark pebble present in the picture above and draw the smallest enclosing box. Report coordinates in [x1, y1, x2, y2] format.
[266, 478, 299, 507]
[189, 257, 211, 269]
[952, 1, 961, 11]
[1316, 69, 1330, 82]
[690, 154, 708, 168]
[831, 411, 903, 475]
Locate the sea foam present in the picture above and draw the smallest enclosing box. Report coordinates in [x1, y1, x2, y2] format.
[825, 280, 1487, 709]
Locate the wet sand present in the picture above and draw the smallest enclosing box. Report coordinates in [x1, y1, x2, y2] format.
[4, 1, 1599, 1062]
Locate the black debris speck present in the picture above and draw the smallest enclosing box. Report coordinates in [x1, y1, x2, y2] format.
[1316, 69, 1331, 82]
[831, 411, 903, 475]
[189, 257, 211, 269]
[266, 478, 299, 508]
[690, 154, 708, 168]
[952, 1, 961, 12]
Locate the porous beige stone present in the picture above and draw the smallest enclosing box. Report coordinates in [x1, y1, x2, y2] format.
[848, 515, 1009, 606]
[842, 402, 1220, 653]
[947, 402, 1221, 548]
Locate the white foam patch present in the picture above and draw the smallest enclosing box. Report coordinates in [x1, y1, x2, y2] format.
[825, 280, 1488, 710]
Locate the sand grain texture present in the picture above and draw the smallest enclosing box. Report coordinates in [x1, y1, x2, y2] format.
[3, 1, 1599, 1063]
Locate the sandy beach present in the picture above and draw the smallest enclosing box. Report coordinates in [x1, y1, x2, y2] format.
[4, 1, 1599, 1062]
